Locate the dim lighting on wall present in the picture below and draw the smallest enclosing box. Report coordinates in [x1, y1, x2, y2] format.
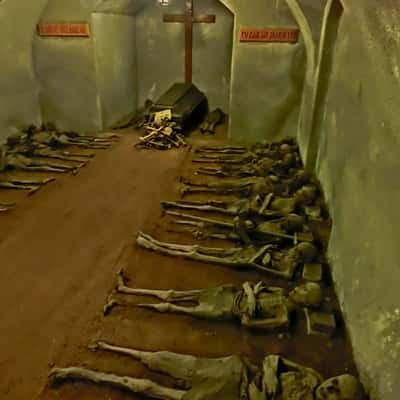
[158, 0, 169, 5]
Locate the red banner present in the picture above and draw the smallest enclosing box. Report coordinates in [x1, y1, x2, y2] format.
[240, 28, 299, 43]
[37, 23, 90, 37]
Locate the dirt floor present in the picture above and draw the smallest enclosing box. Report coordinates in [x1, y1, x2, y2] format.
[0, 126, 358, 400]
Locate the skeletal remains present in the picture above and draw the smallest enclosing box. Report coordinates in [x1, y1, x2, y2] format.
[199, 108, 226, 135]
[0, 201, 16, 212]
[105, 269, 324, 332]
[136, 232, 318, 279]
[49, 341, 365, 400]
[134, 118, 187, 150]
[0, 125, 120, 197]
[179, 178, 321, 219]
[25, 123, 117, 149]
[0, 145, 86, 174]
[164, 210, 313, 245]
[0, 177, 55, 195]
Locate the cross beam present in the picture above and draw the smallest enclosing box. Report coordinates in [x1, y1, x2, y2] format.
[163, 0, 216, 83]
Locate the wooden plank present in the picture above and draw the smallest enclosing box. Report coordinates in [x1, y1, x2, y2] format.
[163, 14, 186, 23]
[239, 28, 299, 43]
[193, 15, 216, 23]
[163, 0, 216, 84]
[37, 22, 90, 37]
[185, 15, 193, 84]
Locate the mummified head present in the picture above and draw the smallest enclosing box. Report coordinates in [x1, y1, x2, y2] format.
[295, 242, 318, 263]
[295, 185, 317, 205]
[6, 133, 21, 146]
[288, 282, 322, 306]
[316, 375, 365, 400]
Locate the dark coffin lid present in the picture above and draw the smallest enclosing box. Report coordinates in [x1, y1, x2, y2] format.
[154, 83, 206, 117]
[155, 83, 193, 108]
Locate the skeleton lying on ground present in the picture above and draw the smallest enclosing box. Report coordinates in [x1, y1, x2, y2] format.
[0, 201, 16, 212]
[194, 145, 247, 154]
[194, 153, 300, 179]
[23, 124, 111, 150]
[164, 210, 313, 245]
[180, 176, 278, 197]
[199, 108, 226, 135]
[180, 175, 317, 210]
[105, 270, 322, 331]
[181, 170, 316, 199]
[38, 123, 120, 143]
[0, 145, 85, 174]
[167, 183, 319, 220]
[6, 133, 91, 164]
[195, 161, 273, 178]
[136, 232, 318, 279]
[193, 143, 301, 174]
[194, 138, 298, 156]
[49, 341, 366, 400]
[0, 177, 55, 195]
[162, 198, 265, 217]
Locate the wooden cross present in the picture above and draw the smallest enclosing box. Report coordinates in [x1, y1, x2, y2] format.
[163, 0, 216, 84]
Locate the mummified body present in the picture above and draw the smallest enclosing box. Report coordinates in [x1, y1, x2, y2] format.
[49, 341, 365, 400]
[106, 271, 322, 331]
[0, 176, 54, 195]
[24, 123, 117, 149]
[0, 201, 15, 212]
[0, 145, 84, 174]
[165, 210, 313, 246]
[136, 232, 318, 279]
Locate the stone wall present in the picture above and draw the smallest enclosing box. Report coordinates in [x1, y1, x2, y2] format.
[0, 0, 47, 142]
[299, 1, 400, 399]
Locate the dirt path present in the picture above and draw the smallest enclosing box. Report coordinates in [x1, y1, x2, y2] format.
[0, 132, 190, 399]
[0, 129, 358, 400]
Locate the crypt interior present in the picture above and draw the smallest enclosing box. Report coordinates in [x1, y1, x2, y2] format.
[0, 1, 399, 400]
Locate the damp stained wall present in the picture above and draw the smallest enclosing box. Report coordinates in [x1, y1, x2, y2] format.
[299, 1, 400, 399]
[0, 0, 47, 142]
[92, 13, 137, 128]
[33, 0, 102, 132]
[221, 0, 325, 142]
[33, 0, 138, 132]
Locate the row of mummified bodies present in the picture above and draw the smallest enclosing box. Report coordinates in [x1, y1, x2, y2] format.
[0, 123, 120, 212]
[106, 141, 330, 335]
[49, 139, 367, 399]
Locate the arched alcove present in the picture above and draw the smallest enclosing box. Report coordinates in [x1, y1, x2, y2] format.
[134, 0, 234, 113]
[33, 0, 101, 132]
[33, 0, 139, 131]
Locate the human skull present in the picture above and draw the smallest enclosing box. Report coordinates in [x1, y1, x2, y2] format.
[256, 158, 274, 173]
[316, 375, 365, 400]
[294, 169, 313, 185]
[295, 185, 317, 205]
[280, 143, 292, 154]
[281, 214, 305, 232]
[253, 180, 272, 196]
[295, 242, 318, 263]
[289, 282, 322, 306]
